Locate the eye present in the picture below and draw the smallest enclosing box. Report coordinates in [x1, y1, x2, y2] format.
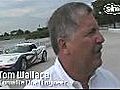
[87, 28, 97, 36]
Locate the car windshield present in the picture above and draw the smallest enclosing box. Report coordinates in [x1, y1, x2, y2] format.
[5, 45, 31, 54]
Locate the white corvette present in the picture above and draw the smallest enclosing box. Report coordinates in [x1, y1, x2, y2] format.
[0, 42, 47, 72]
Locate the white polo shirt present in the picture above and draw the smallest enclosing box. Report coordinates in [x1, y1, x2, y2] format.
[24, 57, 120, 89]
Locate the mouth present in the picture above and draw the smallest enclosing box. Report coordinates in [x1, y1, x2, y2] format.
[95, 45, 103, 54]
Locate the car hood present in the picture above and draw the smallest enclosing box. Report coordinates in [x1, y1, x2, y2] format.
[0, 53, 22, 65]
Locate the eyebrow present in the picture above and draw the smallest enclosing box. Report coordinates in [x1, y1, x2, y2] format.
[87, 27, 99, 35]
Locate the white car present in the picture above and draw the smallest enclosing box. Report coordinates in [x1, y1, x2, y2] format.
[0, 42, 47, 72]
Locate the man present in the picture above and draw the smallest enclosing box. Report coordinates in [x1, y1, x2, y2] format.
[24, 2, 120, 89]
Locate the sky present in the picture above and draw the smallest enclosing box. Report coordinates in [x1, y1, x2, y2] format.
[0, 0, 95, 34]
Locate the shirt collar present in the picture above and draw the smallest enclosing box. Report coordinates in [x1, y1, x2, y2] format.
[54, 56, 98, 89]
[54, 57, 82, 88]
[54, 57, 74, 83]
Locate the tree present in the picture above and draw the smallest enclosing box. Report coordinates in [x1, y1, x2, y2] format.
[0, 34, 3, 37]
[92, 0, 120, 28]
[4, 32, 9, 36]
[37, 27, 43, 31]
[37, 24, 44, 31]
[10, 30, 17, 36]
[25, 30, 31, 34]
[16, 29, 24, 35]
[25, 27, 49, 40]
[37, 27, 48, 31]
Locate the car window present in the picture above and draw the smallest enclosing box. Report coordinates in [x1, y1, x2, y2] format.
[5, 45, 31, 53]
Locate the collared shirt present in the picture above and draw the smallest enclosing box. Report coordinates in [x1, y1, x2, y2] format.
[24, 57, 120, 89]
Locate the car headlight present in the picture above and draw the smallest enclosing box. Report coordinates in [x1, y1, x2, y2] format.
[7, 57, 18, 63]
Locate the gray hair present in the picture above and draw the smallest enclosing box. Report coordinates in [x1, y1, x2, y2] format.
[48, 2, 92, 55]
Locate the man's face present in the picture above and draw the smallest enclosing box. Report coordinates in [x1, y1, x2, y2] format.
[67, 13, 105, 75]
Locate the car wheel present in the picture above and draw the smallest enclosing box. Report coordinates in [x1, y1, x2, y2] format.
[42, 51, 47, 62]
[21, 58, 27, 71]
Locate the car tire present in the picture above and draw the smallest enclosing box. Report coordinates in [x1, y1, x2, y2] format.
[21, 58, 27, 71]
[42, 51, 47, 62]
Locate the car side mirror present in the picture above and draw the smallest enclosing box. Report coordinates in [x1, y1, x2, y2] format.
[32, 49, 37, 53]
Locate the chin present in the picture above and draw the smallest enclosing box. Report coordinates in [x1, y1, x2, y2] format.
[95, 58, 103, 70]
[95, 52, 103, 67]
[90, 60, 102, 77]
[89, 58, 102, 76]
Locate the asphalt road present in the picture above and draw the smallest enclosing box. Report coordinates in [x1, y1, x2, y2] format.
[101, 30, 120, 82]
[2, 30, 120, 89]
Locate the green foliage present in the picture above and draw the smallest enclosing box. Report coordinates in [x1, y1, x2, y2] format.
[25, 27, 49, 40]
[16, 29, 24, 35]
[0, 32, 10, 40]
[25, 30, 31, 34]
[10, 30, 17, 36]
[0, 26, 49, 41]
[4, 32, 9, 36]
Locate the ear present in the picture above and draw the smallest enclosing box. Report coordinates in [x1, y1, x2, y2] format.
[57, 38, 70, 55]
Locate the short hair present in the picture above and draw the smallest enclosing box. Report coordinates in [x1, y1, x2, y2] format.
[48, 2, 92, 55]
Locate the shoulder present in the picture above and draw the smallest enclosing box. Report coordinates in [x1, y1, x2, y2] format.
[95, 67, 120, 88]
[43, 65, 55, 73]
[97, 68, 118, 80]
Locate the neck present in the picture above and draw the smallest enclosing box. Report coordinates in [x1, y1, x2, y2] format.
[58, 55, 93, 89]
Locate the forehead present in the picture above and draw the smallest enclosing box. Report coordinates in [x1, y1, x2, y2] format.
[80, 13, 98, 29]
[70, 13, 99, 37]
[69, 13, 98, 40]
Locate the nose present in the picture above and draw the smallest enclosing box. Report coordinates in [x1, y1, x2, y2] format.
[95, 31, 105, 44]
